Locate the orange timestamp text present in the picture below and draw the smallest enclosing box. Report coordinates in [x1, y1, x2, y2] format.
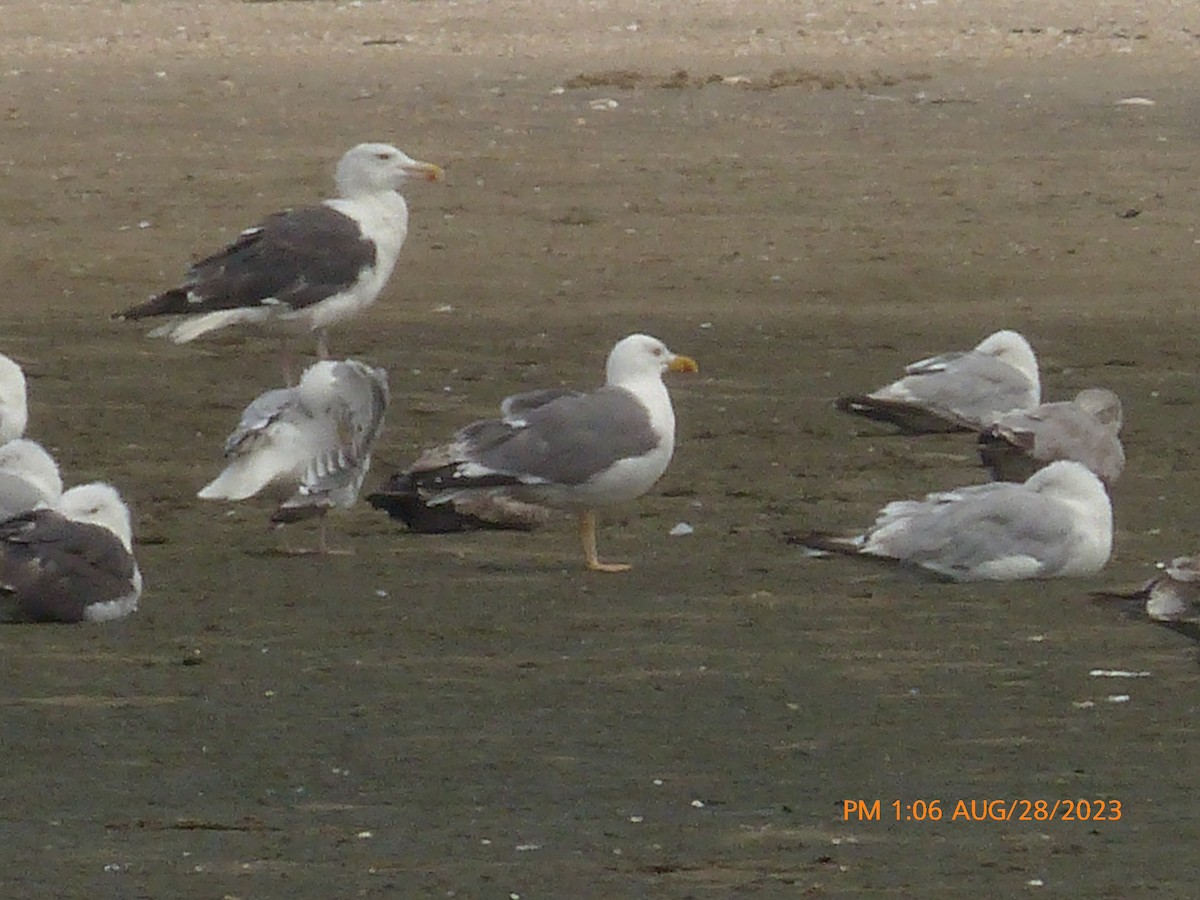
[843, 798, 1123, 823]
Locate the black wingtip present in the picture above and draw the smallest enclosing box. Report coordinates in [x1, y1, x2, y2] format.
[834, 394, 969, 434]
[781, 530, 862, 555]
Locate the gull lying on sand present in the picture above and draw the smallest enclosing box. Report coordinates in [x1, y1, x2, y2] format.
[979, 388, 1125, 486]
[795, 460, 1112, 581]
[0, 482, 142, 624]
[836, 329, 1040, 433]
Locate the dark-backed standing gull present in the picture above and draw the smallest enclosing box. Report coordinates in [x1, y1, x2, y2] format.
[114, 143, 442, 379]
[0, 482, 142, 624]
[385, 333, 698, 572]
[979, 387, 1125, 486]
[198, 358, 389, 554]
[0, 438, 62, 520]
[0, 353, 28, 443]
[796, 460, 1112, 581]
[836, 329, 1040, 433]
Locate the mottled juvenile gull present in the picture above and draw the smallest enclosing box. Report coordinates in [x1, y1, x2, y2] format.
[114, 143, 442, 379]
[0, 482, 142, 624]
[1092, 555, 1200, 644]
[0, 353, 28, 443]
[796, 460, 1112, 581]
[388, 333, 698, 572]
[198, 359, 389, 554]
[0, 438, 62, 520]
[979, 387, 1125, 486]
[836, 329, 1040, 433]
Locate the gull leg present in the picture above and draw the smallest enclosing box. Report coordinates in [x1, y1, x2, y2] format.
[317, 516, 354, 556]
[280, 336, 298, 387]
[316, 329, 331, 360]
[579, 510, 630, 573]
[275, 514, 353, 556]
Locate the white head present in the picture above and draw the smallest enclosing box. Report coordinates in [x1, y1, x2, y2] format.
[55, 482, 134, 552]
[1075, 388, 1123, 431]
[0, 438, 62, 504]
[604, 334, 699, 388]
[0, 354, 28, 443]
[334, 142, 443, 199]
[974, 329, 1040, 402]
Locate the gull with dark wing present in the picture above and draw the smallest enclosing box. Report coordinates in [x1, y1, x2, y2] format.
[198, 359, 389, 554]
[979, 387, 1125, 486]
[378, 334, 698, 572]
[0, 482, 142, 624]
[114, 143, 442, 380]
[795, 460, 1112, 582]
[836, 329, 1040, 433]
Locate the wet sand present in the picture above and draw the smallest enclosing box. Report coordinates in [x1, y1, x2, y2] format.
[3, 1, 1200, 896]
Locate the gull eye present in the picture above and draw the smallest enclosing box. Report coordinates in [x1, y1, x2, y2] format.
[376, 151, 395, 161]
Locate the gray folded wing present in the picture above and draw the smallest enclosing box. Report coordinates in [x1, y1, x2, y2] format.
[457, 386, 660, 488]
[865, 485, 1082, 580]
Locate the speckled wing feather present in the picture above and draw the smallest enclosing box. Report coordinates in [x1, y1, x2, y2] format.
[275, 360, 389, 518]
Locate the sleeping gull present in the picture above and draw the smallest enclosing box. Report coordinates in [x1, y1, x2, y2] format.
[198, 358, 389, 554]
[836, 329, 1040, 433]
[979, 388, 1125, 486]
[0, 438, 63, 519]
[386, 333, 698, 572]
[795, 460, 1112, 581]
[114, 142, 442, 380]
[1091, 554, 1200, 643]
[0, 353, 28, 443]
[0, 482, 142, 624]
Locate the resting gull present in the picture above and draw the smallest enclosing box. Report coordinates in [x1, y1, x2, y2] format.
[198, 358, 389, 554]
[388, 333, 698, 572]
[979, 388, 1125, 486]
[795, 460, 1112, 581]
[0, 482, 142, 624]
[1091, 554, 1200, 643]
[836, 329, 1040, 433]
[0, 438, 63, 520]
[115, 142, 442, 380]
[0, 353, 28, 443]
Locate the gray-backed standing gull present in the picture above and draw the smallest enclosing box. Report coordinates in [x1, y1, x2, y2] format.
[366, 390, 581, 533]
[979, 387, 1125, 486]
[796, 460, 1112, 581]
[0, 353, 28, 443]
[389, 333, 698, 572]
[0, 438, 63, 520]
[836, 329, 1041, 433]
[0, 482, 142, 624]
[198, 358, 389, 554]
[114, 143, 442, 379]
